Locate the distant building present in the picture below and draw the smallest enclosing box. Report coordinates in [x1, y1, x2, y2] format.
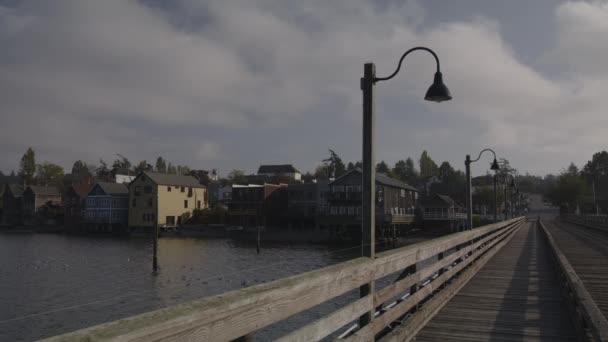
[114, 168, 136, 184]
[229, 184, 287, 227]
[420, 194, 466, 221]
[257, 164, 301, 182]
[84, 182, 129, 227]
[128, 172, 208, 230]
[1, 184, 24, 225]
[287, 181, 329, 228]
[23, 186, 62, 224]
[322, 169, 419, 231]
[63, 182, 94, 228]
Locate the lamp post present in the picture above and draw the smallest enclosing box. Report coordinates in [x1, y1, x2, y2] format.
[360, 46, 451, 327]
[465, 150, 500, 230]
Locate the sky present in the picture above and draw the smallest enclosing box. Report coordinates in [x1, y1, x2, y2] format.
[1, 0, 607, 177]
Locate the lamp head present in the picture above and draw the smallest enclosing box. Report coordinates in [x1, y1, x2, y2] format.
[425, 71, 452, 102]
[490, 159, 500, 171]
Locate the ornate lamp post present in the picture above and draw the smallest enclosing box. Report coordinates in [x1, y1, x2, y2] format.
[360, 46, 451, 326]
[465, 150, 500, 230]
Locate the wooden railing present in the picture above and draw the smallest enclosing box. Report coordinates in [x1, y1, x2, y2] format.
[42, 217, 526, 342]
[538, 220, 608, 341]
[561, 214, 608, 232]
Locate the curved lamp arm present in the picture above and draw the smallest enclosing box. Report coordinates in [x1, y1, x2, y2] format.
[470, 149, 497, 164]
[375, 46, 440, 83]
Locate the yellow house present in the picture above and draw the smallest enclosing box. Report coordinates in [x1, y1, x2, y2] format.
[128, 171, 208, 229]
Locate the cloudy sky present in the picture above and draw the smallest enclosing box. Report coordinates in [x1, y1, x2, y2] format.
[1, 0, 607, 177]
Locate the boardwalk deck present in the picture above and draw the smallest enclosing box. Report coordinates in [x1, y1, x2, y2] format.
[545, 219, 608, 319]
[414, 222, 577, 341]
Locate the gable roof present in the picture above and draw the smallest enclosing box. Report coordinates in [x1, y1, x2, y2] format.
[421, 194, 463, 208]
[7, 184, 24, 198]
[141, 171, 206, 188]
[257, 164, 300, 174]
[26, 185, 62, 196]
[331, 168, 419, 192]
[93, 182, 129, 196]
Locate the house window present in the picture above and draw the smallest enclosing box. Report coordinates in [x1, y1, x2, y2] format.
[348, 207, 354, 215]
[132, 198, 136, 207]
[197, 200, 201, 209]
[112, 199, 117, 206]
[148, 198, 153, 207]
[339, 206, 346, 215]
[134, 186, 141, 196]
[400, 189, 406, 198]
[167, 186, 171, 192]
[333, 186, 344, 193]
[188, 187, 193, 197]
[330, 207, 337, 215]
[356, 207, 361, 215]
[180, 187, 185, 193]
[144, 186, 152, 194]
[166, 216, 175, 225]
[142, 213, 146, 221]
[184, 200, 188, 208]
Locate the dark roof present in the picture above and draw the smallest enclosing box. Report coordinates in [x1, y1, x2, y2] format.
[421, 194, 463, 208]
[257, 164, 300, 174]
[7, 184, 24, 197]
[26, 185, 62, 196]
[331, 169, 419, 192]
[142, 171, 206, 188]
[96, 182, 129, 195]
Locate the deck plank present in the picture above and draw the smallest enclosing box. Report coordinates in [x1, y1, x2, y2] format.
[414, 222, 576, 341]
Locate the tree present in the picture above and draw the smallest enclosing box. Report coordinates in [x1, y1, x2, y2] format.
[228, 169, 247, 184]
[71, 160, 92, 183]
[134, 160, 152, 173]
[112, 154, 131, 171]
[376, 160, 392, 176]
[301, 172, 315, 183]
[347, 162, 356, 171]
[155, 156, 167, 173]
[419, 151, 438, 179]
[314, 165, 330, 179]
[95, 159, 112, 181]
[438, 161, 455, 181]
[167, 163, 177, 174]
[322, 149, 346, 178]
[36, 162, 64, 188]
[18, 147, 36, 185]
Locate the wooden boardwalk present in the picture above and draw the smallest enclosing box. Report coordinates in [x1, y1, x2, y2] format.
[415, 222, 577, 341]
[544, 219, 608, 318]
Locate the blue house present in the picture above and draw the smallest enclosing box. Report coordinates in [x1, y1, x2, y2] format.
[84, 182, 129, 227]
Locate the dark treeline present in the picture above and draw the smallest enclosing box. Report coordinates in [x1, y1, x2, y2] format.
[1, 147, 194, 188]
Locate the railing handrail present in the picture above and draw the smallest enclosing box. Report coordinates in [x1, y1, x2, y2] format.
[42, 217, 526, 342]
[538, 220, 608, 341]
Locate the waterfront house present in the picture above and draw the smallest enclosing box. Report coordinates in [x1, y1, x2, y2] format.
[1, 184, 24, 225]
[287, 181, 329, 229]
[63, 182, 93, 229]
[128, 172, 208, 231]
[23, 186, 62, 224]
[84, 182, 129, 228]
[322, 169, 419, 237]
[257, 164, 301, 182]
[229, 183, 287, 228]
[420, 194, 466, 232]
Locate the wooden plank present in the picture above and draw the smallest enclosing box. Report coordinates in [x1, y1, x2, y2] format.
[382, 219, 521, 342]
[41, 257, 375, 342]
[275, 295, 372, 342]
[374, 220, 520, 306]
[539, 220, 608, 342]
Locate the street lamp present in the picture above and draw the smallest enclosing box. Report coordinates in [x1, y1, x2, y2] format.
[360, 46, 451, 326]
[465, 149, 500, 230]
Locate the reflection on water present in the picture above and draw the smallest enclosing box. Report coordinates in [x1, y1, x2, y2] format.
[0, 233, 361, 341]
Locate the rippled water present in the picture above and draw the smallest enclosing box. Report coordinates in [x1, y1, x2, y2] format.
[0, 233, 365, 341]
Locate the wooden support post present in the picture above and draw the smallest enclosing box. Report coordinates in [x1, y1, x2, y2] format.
[152, 223, 159, 273]
[409, 263, 418, 314]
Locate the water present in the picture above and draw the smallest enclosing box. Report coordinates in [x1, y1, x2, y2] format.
[0, 232, 363, 341]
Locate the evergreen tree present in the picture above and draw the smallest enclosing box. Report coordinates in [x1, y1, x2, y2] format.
[404, 157, 418, 183]
[18, 147, 36, 185]
[155, 156, 167, 173]
[419, 150, 438, 179]
[71, 160, 92, 183]
[227, 169, 247, 184]
[376, 160, 392, 176]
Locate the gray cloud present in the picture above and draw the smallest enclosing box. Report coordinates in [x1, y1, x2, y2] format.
[0, 0, 606, 177]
